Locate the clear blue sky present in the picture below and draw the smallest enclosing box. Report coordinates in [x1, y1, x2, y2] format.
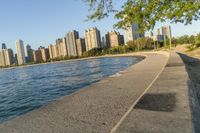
[0, 0, 200, 52]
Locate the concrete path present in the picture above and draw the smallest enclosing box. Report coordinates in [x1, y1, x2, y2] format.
[114, 52, 193, 133]
[0, 52, 168, 133]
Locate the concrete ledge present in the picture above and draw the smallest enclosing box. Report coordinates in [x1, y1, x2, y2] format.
[0, 52, 169, 133]
[114, 52, 193, 133]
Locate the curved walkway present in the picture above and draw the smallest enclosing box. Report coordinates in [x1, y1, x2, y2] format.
[114, 52, 193, 133]
[0, 52, 169, 133]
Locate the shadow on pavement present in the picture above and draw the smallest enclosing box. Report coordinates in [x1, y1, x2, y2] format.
[134, 93, 176, 112]
[178, 53, 200, 133]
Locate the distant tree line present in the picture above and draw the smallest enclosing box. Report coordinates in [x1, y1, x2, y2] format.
[172, 33, 200, 50]
[82, 37, 155, 57]
[172, 33, 200, 46]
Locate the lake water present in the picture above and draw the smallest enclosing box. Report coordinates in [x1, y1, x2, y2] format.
[0, 56, 142, 123]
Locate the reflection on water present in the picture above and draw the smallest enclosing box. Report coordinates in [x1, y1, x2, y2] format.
[0, 57, 141, 123]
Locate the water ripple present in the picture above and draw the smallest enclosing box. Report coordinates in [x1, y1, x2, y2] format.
[0, 57, 142, 123]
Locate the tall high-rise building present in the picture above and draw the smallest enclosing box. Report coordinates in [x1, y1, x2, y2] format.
[48, 44, 59, 59]
[62, 38, 68, 56]
[25, 44, 34, 62]
[125, 24, 144, 43]
[1, 43, 7, 49]
[120, 35, 125, 45]
[56, 38, 68, 57]
[106, 31, 124, 48]
[48, 44, 54, 59]
[0, 50, 6, 67]
[56, 39, 63, 57]
[76, 38, 86, 56]
[156, 25, 172, 42]
[4, 49, 14, 66]
[14, 53, 18, 65]
[33, 50, 42, 63]
[66, 30, 79, 56]
[53, 44, 59, 58]
[101, 36, 107, 48]
[157, 25, 172, 39]
[16, 39, 26, 65]
[157, 28, 161, 36]
[162, 25, 172, 39]
[84, 27, 101, 51]
[40, 48, 50, 62]
[0, 49, 14, 67]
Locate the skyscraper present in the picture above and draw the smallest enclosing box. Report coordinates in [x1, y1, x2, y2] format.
[0, 50, 6, 67]
[76, 38, 86, 56]
[84, 27, 101, 51]
[61, 38, 68, 57]
[157, 25, 172, 39]
[101, 36, 107, 48]
[4, 49, 14, 66]
[16, 39, 26, 65]
[162, 25, 172, 39]
[56, 39, 63, 57]
[40, 48, 50, 62]
[156, 25, 172, 43]
[53, 44, 59, 58]
[120, 35, 125, 45]
[56, 38, 68, 57]
[1, 43, 7, 49]
[48, 44, 54, 59]
[33, 50, 42, 63]
[25, 45, 34, 62]
[66, 30, 79, 56]
[106, 31, 124, 48]
[0, 49, 14, 67]
[125, 24, 144, 43]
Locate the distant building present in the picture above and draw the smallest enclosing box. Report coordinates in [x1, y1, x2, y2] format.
[76, 38, 86, 56]
[54, 44, 59, 58]
[0, 49, 14, 67]
[106, 31, 124, 48]
[40, 48, 50, 62]
[48, 44, 54, 59]
[4, 49, 14, 66]
[1, 43, 7, 49]
[120, 35, 125, 45]
[14, 53, 18, 65]
[16, 40, 26, 65]
[61, 38, 68, 57]
[66, 30, 79, 56]
[157, 28, 161, 36]
[56, 38, 68, 57]
[33, 50, 42, 63]
[0, 50, 6, 67]
[154, 26, 172, 42]
[150, 35, 164, 42]
[84, 27, 101, 51]
[157, 25, 172, 39]
[25, 45, 34, 62]
[125, 24, 144, 43]
[101, 36, 107, 48]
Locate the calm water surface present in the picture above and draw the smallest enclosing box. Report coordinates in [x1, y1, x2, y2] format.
[0, 57, 141, 123]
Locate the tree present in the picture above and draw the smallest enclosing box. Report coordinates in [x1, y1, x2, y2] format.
[195, 33, 200, 47]
[82, 0, 200, 31]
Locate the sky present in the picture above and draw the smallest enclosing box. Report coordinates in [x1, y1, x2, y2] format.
[0, 0, 200, 52]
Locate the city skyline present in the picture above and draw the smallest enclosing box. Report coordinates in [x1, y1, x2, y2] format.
[0, 24, 172, 67]
[0, 0, 200, 51]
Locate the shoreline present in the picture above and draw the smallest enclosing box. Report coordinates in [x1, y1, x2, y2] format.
[0, 52, 146, 71]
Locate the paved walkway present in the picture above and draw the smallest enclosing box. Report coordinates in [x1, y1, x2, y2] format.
[114, 52, 193, 133]
[0, 52, 168, 133]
